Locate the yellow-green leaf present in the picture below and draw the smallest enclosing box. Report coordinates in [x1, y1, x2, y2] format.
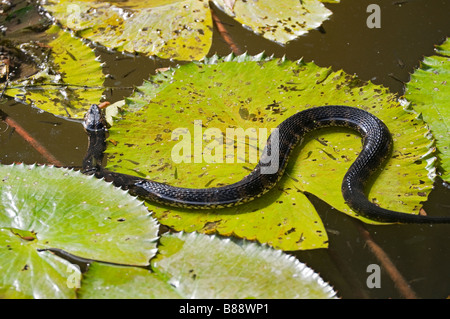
[0, 163, 159, 298]
[2, 25, 105, 119]
[40, 0, 213, 61]
[78, 262, 182, 299]
[212, 0, 332, 44]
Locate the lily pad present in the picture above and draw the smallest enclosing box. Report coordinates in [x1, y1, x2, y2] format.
[40, 0, 213, 61]
[0, 164, 159, 298]
[0, 236, 81, 299]
[153, 232, 336, 298]
[2, 25, 105, 119]
[79, 232, 337, 299]
[104, 53, 435, 251]
[405, 38, 450, 183]
[78, 262, 182, 299]
[212, 0, 332, 44]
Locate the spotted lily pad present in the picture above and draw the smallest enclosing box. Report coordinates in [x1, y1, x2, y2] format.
[2, 25, 105, 119]
[405, 38, 450, 183]
[79, 232, 337, 299]
[40, 0, 213, 61]
[212, 0, 333, 44]
[105, 53, 435, 251]
[0, 164, 159, 298]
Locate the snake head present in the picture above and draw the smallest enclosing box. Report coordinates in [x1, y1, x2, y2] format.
[83, 104, 106, 132]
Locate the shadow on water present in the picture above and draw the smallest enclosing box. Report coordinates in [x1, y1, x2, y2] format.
[0, 0, 449, 298]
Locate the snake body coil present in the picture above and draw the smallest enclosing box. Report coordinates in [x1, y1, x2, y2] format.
[83, 104, 450, 224]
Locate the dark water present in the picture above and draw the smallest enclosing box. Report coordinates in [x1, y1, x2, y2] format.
[0, 0, 449, 298]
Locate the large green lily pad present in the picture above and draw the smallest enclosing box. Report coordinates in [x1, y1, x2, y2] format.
[405, 38, 450, 183]
[0, 238, 81, 299]
[0, 164, 159, 298]
[104, 53, 435, 251]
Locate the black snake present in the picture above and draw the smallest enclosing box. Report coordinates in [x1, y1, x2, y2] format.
[82, 104, 450, 224]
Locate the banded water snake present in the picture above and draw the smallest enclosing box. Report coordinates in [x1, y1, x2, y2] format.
[82, 104, 450, 224]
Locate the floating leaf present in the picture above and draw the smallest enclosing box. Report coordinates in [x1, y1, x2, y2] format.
[212, 0, 333, 44]
[153, 232, 336, 298]
[105, 53, 435, 251]
[40, 0, 213, 61]
[0, 164, 159, 298]
[405, 38, 450, 182]
[80, 232, 337, 299]
[2, 25, 105, 119]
